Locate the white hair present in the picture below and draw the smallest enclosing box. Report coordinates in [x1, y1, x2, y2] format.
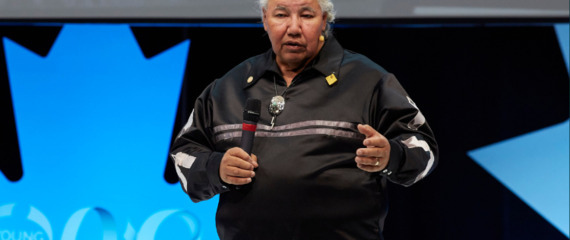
[258, 0, 336, 38]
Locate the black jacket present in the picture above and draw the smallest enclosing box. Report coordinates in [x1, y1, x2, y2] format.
[170, 36, 438, 240]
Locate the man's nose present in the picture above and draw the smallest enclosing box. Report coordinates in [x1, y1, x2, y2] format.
[286, 15, 302, 36]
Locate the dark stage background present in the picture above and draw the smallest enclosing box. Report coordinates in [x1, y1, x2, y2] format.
[1, 21, 568, 240]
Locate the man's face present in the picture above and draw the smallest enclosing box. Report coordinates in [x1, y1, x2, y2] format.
[263, 0, 327, 67]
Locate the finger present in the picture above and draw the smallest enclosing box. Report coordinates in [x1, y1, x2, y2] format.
[356, 148, 386, 158]
[355, 156, 384, 166]
[229, 147, 252, 162]
[224, 176, 252, 185]
[357, 163, 382, 173]
[225, 166, 255, 178]
[251, 154, 259, 168]
[357, 124, 379, 138]
[226, 156, 254, 170]
[363, 136, 388, 148]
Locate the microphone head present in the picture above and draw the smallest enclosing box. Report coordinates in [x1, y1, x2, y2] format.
[243, 98, 262, 123]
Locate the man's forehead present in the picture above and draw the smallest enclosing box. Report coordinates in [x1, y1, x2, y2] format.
[274, 5, 316, 12]
[269, 0, 319, 10]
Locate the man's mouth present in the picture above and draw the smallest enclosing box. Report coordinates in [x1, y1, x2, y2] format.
[284, 41, 304, 50]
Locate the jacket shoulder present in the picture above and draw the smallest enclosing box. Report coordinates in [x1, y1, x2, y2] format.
[214, 53, 264, 89]
[341, 50, 390, 82]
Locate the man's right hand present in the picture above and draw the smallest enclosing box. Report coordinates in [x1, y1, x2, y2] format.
[220, 147, 258, 185]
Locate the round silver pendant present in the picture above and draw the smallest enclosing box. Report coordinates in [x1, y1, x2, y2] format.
[269, 95, 285, 115]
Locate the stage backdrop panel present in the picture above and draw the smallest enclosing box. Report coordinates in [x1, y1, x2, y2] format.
[0, 23, 568, 240]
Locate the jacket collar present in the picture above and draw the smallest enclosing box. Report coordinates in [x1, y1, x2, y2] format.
[244, 35, 344, 89]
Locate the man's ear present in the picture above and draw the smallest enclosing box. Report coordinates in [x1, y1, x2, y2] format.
[262, 9, 268, 31]
[321, 12, 327, 32]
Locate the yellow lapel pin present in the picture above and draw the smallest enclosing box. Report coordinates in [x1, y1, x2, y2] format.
[326, 73, 337, 85]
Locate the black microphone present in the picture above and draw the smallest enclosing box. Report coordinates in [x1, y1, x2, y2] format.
[235, 99, 261, 190]
[240, 98, 261, 155]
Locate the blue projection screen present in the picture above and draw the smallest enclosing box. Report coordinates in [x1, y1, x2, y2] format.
[0, 24, 220, 240]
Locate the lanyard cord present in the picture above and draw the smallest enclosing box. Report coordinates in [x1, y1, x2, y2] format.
[273, 75, 301, 98]
[273, 57, 316, 97]
[269, 61, 315, 129]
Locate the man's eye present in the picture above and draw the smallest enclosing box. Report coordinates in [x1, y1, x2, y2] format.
[302, 15, 314, 18]
[276, 14, 286, 17]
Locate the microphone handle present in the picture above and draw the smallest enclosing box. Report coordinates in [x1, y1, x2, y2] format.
[240, 120, 257, 155]
[236, 120, 257, 190]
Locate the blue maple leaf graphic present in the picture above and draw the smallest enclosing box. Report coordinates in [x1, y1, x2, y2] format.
[0, 24, 219, 240]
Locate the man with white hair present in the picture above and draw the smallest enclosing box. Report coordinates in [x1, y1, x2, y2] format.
[170, 0, 438, 239]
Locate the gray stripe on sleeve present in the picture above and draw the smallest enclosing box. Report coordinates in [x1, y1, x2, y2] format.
[401, 135, 434, 183]
[406, 96, 426, 130]
[171, 152, 197, 192]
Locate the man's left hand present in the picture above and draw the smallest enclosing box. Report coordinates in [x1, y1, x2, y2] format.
[355, 124, 390, 172]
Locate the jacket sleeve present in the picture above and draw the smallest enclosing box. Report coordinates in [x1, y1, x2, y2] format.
[370, 73, 439, 187]
[169, 80, 230, 203]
